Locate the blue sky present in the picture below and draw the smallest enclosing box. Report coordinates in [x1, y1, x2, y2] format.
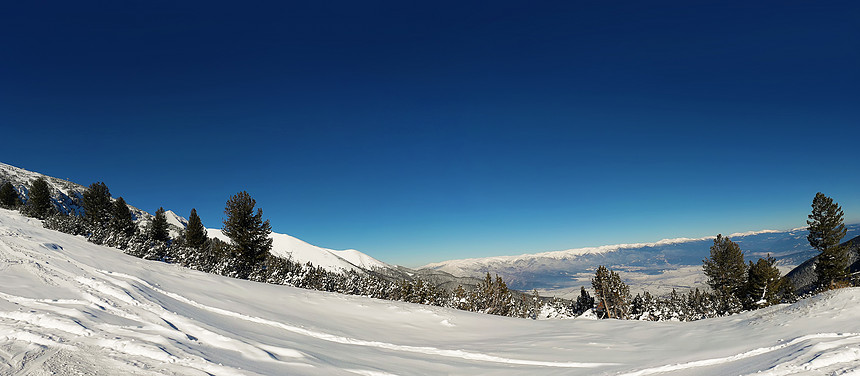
[2, 1, 858, 266]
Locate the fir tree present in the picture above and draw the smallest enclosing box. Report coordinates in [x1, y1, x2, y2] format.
[807, 192, 848, 289]
[744, 255, 783, 308]
[452, 285, 471, 311]
[150, 207, 170, 242]
[111, 197, 135, 237]
[575, 286, 595, 315]
[703, 234, 747, 305]
[222, 191, 272, 279]
[83, 182, 112, 225]
[25, 177, 52, 219]
[0, 182, 21, 208]
[185, 208, 207, 250]
[592, 265, 630, 319]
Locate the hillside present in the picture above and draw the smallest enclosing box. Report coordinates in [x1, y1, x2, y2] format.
[0, 161, 396, 276]
[785, 235, 860, 294]
[206, 228, 391, 272]
[2, 208, 860, 375]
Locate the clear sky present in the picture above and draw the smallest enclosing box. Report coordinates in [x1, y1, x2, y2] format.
[2, 1, 858, 267]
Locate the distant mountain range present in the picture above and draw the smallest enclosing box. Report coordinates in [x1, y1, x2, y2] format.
[420, 225, 860, 296]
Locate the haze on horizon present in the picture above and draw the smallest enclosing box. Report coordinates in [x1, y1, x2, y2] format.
[2, 1, 858, 266]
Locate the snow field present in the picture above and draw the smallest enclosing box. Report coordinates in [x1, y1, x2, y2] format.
[1, 208, 860, 375]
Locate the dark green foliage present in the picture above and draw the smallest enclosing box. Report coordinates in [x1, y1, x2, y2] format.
[703, 234, 747, 300]
[24, 177, 53, 219]
[111, 197, 135, 237]
[0, 182, 21, 208]
[630, 291, 653, 320]
[222, 191, 272, 278]
[744, 255, 784, 309]
[575, 286, 595, 315]
[452, 285, 471, 311]
[43, 213, 88, 236]
[150, 207, 170, 243]
[592, 265, 630, 319]
[807, 192, 848, 288]
[461, 272, 517, 316]
[185, 208, 207, 250]
[83, 182, 112, 225]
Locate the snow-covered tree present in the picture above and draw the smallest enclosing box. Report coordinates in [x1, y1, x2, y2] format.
[592, 266, 630, 319]
[575, 286, 595, 315]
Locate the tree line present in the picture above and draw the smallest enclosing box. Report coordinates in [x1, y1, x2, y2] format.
[2, 178, 853, 321]
[4, 178, 559, 319]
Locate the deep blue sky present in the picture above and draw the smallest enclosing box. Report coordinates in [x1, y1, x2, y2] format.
[2, 1, 858, 266]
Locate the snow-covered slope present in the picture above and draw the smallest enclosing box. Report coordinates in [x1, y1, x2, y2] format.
[207, 228, 389, 272]
[2, 208, 860, 375]
[0, 161, 150, 224]
[422, 226, 860, 296]
[1, 161, 390, 275]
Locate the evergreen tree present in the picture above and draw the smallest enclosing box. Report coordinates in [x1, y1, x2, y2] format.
[575, 286, 595, 315]
[111, 197, 135, 237]
[222, 191, 272, 278]
[150, 207, 170, 242]
[592, 265, 630, 319]
[83, 182, 112, 225]
[0, 182, 21, 208]
[744, 255, 783, 308]
[451, 285, 471, 311]
[25, 177, 52, 219]
[185, 208, 207, 250]
[703, 234, 747, 302]
[807, 192, 848, 289]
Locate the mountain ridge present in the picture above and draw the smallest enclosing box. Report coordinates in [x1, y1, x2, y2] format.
[0, 161, 393, 275]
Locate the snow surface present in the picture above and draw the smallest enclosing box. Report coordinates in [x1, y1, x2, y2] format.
[207, 228, 390, 273]
[164, 210, 188, 230]
[2, 208, 860, 375]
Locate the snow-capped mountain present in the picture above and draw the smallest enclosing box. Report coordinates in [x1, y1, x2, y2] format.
[0, 161, 392, 275]
[0, 162, 151, 222]
[206, 228, 390, 272]
[421, 226, 860, 296]
[3, 207, 860, 375]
